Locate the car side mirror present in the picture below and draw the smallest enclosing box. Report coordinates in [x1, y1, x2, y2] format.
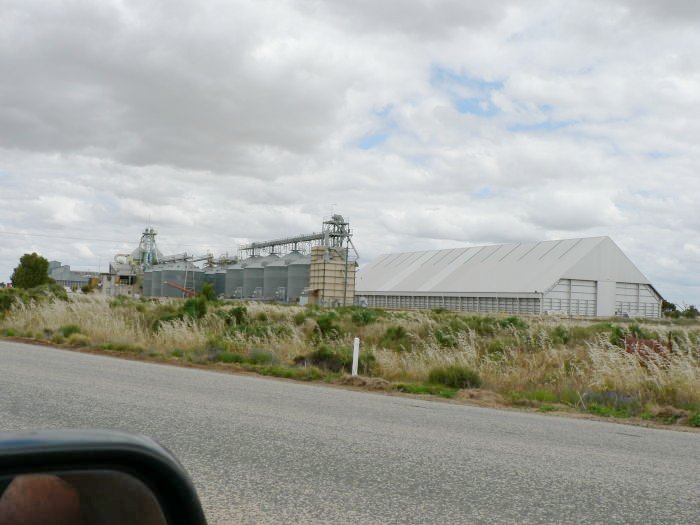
[0, 430, 207, 525]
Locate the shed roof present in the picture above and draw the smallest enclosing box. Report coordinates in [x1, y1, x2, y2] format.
[356, 237, 653, 295]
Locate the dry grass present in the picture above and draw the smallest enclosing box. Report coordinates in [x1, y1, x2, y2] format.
[2, 296, 698, 418]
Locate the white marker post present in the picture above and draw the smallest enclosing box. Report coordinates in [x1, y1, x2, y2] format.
[352, 337, 360, 377]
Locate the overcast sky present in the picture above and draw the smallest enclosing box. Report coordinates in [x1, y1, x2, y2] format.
[1, 0, 698, 305]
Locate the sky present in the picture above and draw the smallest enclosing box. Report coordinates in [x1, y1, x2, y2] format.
[0, 0, 698, 306]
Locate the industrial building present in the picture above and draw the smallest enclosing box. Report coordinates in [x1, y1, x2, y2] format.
[355, 237, 662, 318]
[48, 261, 97, 289]
[139, 215, 357, 305]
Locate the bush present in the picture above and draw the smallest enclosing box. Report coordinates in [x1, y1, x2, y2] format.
[351, 308, 378, 326]
[315, 311, 342, 339]
[293, 345, 377, 375]
[60, 325, 81, 338]
[380, 325, 412, 352]
[246, 349, 278, 365]
[67, 333, 91, 347]
[199, 282, 217, 302]
[229, 305, 248, 325]
[393, 383, 457, 398]
[428, 365, 482, 389]
[182, 296, 207, 319]
[217, 352, 245, 364]
[582, 390, 640, 417]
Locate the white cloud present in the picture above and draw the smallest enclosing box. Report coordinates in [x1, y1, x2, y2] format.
[0, 0, 698, 305]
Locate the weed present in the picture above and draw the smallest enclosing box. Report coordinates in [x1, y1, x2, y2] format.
[246, 349, 278, 365]
[393, 383, 457, 398]
[60, 325, 81, 338]
[688, 413, 700, 427]
[539, 404, 557, 413]
[380, 325, 413, 352]
[217, 352, 245, 364]
[351, 308, 378, 326]
[67, 333, 91, 347]
[2, 328, 17, 337]
[428, 365, 482, 389]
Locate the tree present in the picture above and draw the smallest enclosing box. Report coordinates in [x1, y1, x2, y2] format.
[682, 305, 699, 319]
[10, 253, 52, 289]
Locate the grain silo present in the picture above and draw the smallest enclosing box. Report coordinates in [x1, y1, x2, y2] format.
[225, 261, 244, 299]
[263, 256, 289, 301]
[151, 266, 164, 297]
[286, 252, 311, 303]
[243, 254, 279, 298]
[161, 262, 198, 298]
[214, 268, 227, 297]
[143, 269, 153, 297]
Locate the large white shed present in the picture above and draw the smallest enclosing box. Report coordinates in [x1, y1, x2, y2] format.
[355, 237, 662, 318]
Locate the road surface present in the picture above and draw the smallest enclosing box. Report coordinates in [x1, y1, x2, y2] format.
[1, 340, 698, 524]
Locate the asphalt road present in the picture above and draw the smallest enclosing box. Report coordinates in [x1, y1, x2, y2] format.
[1, 340, 698, 524]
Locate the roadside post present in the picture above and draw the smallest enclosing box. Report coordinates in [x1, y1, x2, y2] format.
[352, 337, 360, 376]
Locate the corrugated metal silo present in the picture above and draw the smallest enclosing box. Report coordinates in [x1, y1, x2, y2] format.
[214, 268, 227, 297]
[160, 264, 182, 298]
[143, 269, 153, 297]
[193, 268, 204, 294]
[287, 252, 311, 303]
[243, 254, 278, 298]
[151, 266, 163, 297]
[225, 261, 243, 299]
[263, 257, 288, 301]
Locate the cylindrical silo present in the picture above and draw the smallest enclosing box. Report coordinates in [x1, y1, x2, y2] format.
[287, 252, 311, 303]
[143, 269, 153, 297]
[263, 257, 288, 301]
[151, 266, 163, 297]
[161, 263, 183, 298]
[243, 254, 278, 298]
[214, 268, 226, 297]
[192, 267, 204, 294]
[225, 261, 244, 299]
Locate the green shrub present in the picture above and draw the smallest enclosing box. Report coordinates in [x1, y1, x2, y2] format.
[199, 282, 217, 301]
[688, 413, 700, 427]
[182, 296, 207, 319]
[351, 308, 378, 326]
[428, 365, 482, 389]
[2, 328, 17, 337]
[293, 311, 307, 325]
[67, 333, 91, 347]
[549, 326, 570, 345]
[434, 328, 457, 348]
[393, 383, 457, 398]
[380, 325, 412, 352]
[293, 345, 377, 375]
[315, 311, 342, 339]
[217, 352, 245, 364]
[60, 325, 81, 338]
[255, 365, 326, 381]
[582, 390, 640, 417]
[498, 316, 527, 330]
[246, 349, 278, 365]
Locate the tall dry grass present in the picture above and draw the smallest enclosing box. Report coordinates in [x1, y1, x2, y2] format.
[2, 296, 698, 412]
